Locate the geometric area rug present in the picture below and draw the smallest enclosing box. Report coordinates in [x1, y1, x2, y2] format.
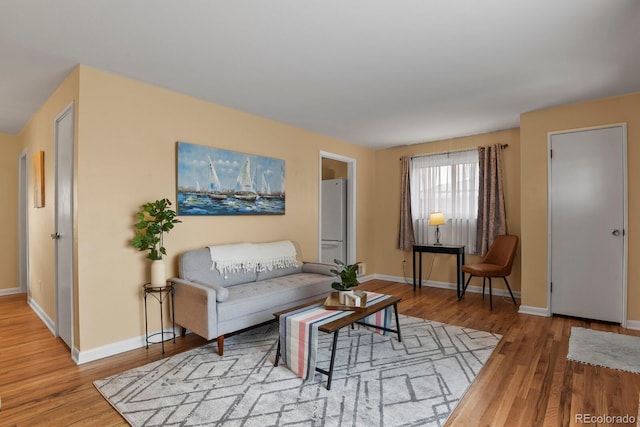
[94, 315, 501, 426]
[568, 326, 640, 374]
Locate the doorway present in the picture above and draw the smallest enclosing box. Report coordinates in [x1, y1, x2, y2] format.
[54, 103, 75, 349]
[319, 152, 356, 264]
[549, 124, 627, 325]
[18, 150, 29, 294]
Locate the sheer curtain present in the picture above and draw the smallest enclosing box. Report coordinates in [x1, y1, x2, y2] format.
[410, 149, 479, 254]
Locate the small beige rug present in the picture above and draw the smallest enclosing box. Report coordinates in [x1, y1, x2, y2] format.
[567, 327, 640, 374]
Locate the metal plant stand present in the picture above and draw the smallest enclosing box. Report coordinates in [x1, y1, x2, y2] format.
[143, 282, 175, 353]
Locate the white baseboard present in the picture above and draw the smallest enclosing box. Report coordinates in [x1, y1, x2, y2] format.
[358, 274, 377, 283]
[371, 274, 522, 298]
[76, 328, 177, 365]
[28, 296, 56, 335]
[374, 274, 413, 284]
[518, 305, 550, 317]
[625, 320, 640, 330]
[0, 287, 22, 296]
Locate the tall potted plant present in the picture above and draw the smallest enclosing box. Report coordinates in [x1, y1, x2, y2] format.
[131, 198, 181, 285]
[330, 259, 361, 304]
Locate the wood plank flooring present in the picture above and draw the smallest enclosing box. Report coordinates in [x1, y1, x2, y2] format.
[1, 280, 639, 426]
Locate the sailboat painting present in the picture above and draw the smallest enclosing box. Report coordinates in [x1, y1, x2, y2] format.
[176, 141, 285, 216]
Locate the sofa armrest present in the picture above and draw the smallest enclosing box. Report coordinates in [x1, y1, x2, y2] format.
[169, 277, 218, 340]
[302, 262, 336, 276]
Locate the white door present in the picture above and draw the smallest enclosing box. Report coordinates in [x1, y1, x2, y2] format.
[550, 125, 626, 323]
[54, 104, 75, 348]
[19, 151, 29, 293]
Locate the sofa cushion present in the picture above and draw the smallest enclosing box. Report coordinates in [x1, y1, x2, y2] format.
[217, 273, 332, 321]
[179, 248, 257, 287]
[255, 264, 303, 281]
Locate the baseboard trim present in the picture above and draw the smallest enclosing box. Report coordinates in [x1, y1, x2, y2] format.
[0, 287, 22, 296]
[518, 305, 550, 317]
[625, 320, 640, 330]
[76, 328, 177, 365]
[372, 274, 522, 298]
[358, 274, 376, 283]
[28, 296, 56, 335]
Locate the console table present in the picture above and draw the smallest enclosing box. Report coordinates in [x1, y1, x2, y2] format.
[413, 244, 465, 298]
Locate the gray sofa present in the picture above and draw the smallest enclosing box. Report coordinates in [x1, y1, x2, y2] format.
[170, 241, 334, 355]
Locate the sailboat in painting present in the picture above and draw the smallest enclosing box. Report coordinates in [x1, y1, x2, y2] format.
[234, 158, 258, 201]
[259, 172, 275, 199]
[207, 155, 227, 200]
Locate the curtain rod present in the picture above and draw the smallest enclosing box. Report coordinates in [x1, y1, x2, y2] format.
[400, 144, 509, 160]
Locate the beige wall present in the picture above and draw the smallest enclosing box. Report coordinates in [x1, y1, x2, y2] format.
[373, 129, 521, 291]
[74, 66, 376, 351]
[0, 133, 20, 291]
[520, 92, 640, 321]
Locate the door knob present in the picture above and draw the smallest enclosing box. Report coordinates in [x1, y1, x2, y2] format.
[50, 232, 60, 240]
[612, 229, 621, 236]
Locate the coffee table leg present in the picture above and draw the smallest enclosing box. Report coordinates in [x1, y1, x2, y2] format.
[393, 303, 402, 342]
[326, 330, 340, 390]
[274, 339, 281, 366]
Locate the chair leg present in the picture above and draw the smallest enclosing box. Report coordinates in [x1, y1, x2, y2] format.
[482, 277, 486, 300]
[462, 275, 473, 298]
[489, 277, 493, 310]
[503, 277, 517, 306]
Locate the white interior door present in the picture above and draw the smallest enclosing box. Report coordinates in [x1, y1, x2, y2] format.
[549, 125, 626, 323]
[54, 104, 75, 349]
[19, 150, 29, 293]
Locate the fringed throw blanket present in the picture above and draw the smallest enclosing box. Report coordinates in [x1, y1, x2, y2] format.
[209, 240, 298, 276]
[279, 292, 393, 380]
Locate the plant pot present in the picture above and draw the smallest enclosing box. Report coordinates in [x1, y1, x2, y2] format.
[150, 259, 166, 285]
[338, 290, 354, 304]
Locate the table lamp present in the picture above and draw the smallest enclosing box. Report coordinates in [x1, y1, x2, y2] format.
[429, 212, 446, 245]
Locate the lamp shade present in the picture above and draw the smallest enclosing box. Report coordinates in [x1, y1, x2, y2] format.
[429, 212, 446, 226]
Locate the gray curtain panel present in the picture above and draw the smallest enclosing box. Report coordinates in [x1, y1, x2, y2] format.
[397, 155, 415, 250]
[476, 145, 507, 256]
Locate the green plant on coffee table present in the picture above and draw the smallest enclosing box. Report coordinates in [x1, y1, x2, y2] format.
[330, 259, 361, 291]
[131, 198, 181, 260]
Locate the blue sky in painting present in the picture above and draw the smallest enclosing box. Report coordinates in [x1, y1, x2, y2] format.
[177, 142, 285, 193]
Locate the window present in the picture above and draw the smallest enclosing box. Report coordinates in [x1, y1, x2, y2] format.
[410, 149, 479, 253]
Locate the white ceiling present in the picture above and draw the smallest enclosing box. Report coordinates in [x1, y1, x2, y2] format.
[1, 1, 639, 149]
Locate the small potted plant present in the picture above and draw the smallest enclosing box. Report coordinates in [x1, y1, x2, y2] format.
[330, 259, 361, 304]
[131, 198, 181, 285]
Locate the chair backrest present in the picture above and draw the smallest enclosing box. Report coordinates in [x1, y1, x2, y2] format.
[483, 235, 519, 274]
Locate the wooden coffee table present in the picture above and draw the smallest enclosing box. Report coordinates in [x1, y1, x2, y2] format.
[274, 294, 402, 389]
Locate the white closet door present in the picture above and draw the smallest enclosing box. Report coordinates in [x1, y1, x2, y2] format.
[55, 104, 75, 349]
[550, 125, 625, 323]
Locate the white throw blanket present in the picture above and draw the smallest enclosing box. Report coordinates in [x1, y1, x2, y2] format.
[209, 240, 298, 277]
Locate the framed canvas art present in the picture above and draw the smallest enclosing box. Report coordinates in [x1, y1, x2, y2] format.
[176, 141, 285, 216]
[33, 150, 45, 208]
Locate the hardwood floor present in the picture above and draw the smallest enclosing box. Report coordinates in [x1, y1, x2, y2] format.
[1, 281, 639, 426]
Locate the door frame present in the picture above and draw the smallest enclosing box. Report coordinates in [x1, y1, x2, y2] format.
[547, 123, 628, 326]
[319, 152, 357, 264]
[54, 102, 76, 350]
[18, 149, 30, 294]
